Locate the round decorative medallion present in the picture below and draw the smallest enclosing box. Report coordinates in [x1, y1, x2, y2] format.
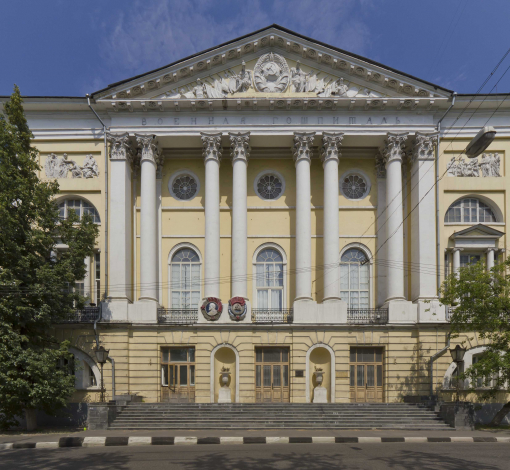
[256, 173, 283, 200]
[253, 53, 290, 93]
[200, 297, 223, 321]
[169, 171, 199, 201]
[228, 297, 247, 321]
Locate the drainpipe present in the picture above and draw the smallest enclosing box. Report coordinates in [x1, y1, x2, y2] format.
[87, 95, 115, 401]
[430, 333, 451, 397]
[435, 92, 457, 294]
[86, 94, 109, 300]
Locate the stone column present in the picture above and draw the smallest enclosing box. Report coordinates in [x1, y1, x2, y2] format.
[84, 256, 91, 304]
[321, 132, 343, 302]
[229, 132, 250, 299]
[453, 248, 462, 277]
[202, 133, 222, 298]
[375, 152, 387, 306]
[411, 132, 439, 302]
[383, 133, 408, 303]
[106, 132, 134, 301]
[136, 134, 160, 302]
[486, 248, 495, 271]
[293, 132, 315, 301]
[157, 165, 163, 304]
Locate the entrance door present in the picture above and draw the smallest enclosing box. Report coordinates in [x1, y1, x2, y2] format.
[161, 347, 195, 402]
[255, 347, 290, 403]
[349, 347, 383, 403]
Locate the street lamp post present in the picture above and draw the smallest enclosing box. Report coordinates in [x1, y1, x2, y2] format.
[95, 345, 109, 403]
[449, 344, 466, 402]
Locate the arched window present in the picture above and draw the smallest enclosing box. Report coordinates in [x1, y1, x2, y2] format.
[58, 199, 101, 224]
[170, 248, 201, 309]
[340, 248, 369, 309]
[255, 248, 284, 310]
[445, 198, 496, 224]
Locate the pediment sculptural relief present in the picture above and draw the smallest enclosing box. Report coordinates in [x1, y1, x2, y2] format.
[161, 53, 384, 100]
[44, 153, 100, 179]
[447, 153, 501, 177]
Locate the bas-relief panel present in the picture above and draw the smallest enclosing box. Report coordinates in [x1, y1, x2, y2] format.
[158, 53, 387, 101]
[44, 153, 100, 179]
[446, 153, 502, 177]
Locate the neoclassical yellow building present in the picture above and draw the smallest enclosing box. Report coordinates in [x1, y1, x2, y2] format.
[7, 25, 510, 406]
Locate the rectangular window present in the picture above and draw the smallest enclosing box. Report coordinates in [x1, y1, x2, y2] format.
[367, 365, 375, 387]
[256, 349, 263, 363]
[170, 348, 188, 362]
[190, 365, 195, 386]
[357, 365, 365, 387]
[377, 365, 383, 387]
[350, 348, 357, 363]
[256, 365, 261, 387]
[273, 365, 281, 387]
[95, 253, 101, 304]
[350, 365, 355, 387]
[264, 348, 281, 362]
[283, 365, 289, 387]
[161, 366, 168, 386]
[263, 365, 271, 387]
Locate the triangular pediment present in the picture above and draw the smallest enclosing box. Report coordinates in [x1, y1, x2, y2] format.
[451, 224, 505, 239]
[93, 25, 452, 112]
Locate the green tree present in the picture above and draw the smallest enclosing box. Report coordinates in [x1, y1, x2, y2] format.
[0, 86, 98, 430]
[439, 258, 510, 426]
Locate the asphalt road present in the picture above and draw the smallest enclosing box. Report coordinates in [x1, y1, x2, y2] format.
[2, 443, 510, 470]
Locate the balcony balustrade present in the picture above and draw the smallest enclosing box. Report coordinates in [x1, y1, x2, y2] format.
[347, 308, 388, 324]
[251, 309, 293, 324]
[58, 307, 101, 323]
[157, 308, 198, 324]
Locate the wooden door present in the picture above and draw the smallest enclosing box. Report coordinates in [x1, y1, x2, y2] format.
[349, 347, 383, 403]
[161, 347, 195, 403]
[255, 347, 290, 403]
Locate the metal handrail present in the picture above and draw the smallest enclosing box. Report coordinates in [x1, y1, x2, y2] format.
[347, 308, 388, 324]
[157, 308, 198, 324]
[251, 309, 293, 324]
[57, 307, 101, 323]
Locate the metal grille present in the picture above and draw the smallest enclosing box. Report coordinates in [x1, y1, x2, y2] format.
[251, 309, 293, 324]
[58, 307, 100, 323]
[347, 308, 388, 324]
[158, 308, 198, 324]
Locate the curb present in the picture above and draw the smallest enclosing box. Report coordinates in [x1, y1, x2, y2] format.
[1, 436, 510, 450]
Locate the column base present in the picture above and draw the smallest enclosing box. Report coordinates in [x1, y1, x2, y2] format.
[322, 296, 342, 303]
[127, 300, 158, 324]
[414, 298, 447, 323]
[384, 300, 417, 324]
[101, 299, 128, 322]
[137, 296, 158, 302]
[293, 299, 347, 324]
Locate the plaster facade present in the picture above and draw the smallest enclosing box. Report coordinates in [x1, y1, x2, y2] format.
[5, 25, 510, 405]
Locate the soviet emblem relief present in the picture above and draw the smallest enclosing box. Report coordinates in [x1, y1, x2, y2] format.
[200, 297, 223, 321]
[228, 297, 247, 321]
[253, 53, 290, 93]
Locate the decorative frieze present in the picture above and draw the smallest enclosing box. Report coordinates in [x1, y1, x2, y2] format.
[106, 132, 134, 162]
[229, 132, 250, 164]
[44, 153, 99, 179]
[320, 132, 344, 165]
[411, 132, 438, 165]
[201, 132, 223, 164]
[447, 153, 501, 177]
[292, 132, 316, 163]
[382, 133, 408, 166]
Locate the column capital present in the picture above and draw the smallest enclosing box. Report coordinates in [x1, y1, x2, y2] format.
[321, 132, 344, 165]
[383, 132, 408, 166]
[106, 132, 134, 162]
[135, 133, 161, 165]
[411, 132, 439, 165]
[452, 247, 464, 252]
[375, 150, 386, 178]
[486, 247, 496, 253]
[292, 132, 315, 164]
[201, 132, 222, 164]
[229, 132, 250, 164]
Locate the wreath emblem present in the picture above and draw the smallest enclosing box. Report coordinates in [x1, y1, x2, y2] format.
[228, 297, 247, 321]
[200, 297, 223, 321]
[253, 53, 290, 93]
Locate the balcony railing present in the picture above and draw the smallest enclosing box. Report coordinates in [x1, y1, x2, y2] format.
[347, 308, 388, 324]
[158, 308, 198, 324]
[58, 307, 101, 323]
[251, 309, 293, 324]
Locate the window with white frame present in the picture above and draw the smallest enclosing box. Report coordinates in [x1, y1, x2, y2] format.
[460, 253, 482, 267]
[341, 173, 369, 200]
[340, 248, 370, 308]
[255, 248, 284, 310]
[170, 248, 201, 309]
[445, 198, 496, 224]
[472, 354, 497, 388]
[58, 199, 101, 224]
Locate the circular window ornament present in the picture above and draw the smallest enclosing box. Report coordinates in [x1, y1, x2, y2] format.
[168, 170, 200, 201]
[340, 171, 371, 200]
[254, 170, 285, 201]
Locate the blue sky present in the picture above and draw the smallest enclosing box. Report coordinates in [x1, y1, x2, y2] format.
[1, 0, 510, 96]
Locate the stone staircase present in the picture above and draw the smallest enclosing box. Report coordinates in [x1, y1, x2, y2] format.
[108, 403, 451, 430]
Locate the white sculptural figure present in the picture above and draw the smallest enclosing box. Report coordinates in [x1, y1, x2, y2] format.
[81, 155, 99, 178]
[290, 61, 311, 93]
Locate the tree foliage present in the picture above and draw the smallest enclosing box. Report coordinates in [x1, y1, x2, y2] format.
[439, 258, 510, 424]
[0, 86, 98, 429]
